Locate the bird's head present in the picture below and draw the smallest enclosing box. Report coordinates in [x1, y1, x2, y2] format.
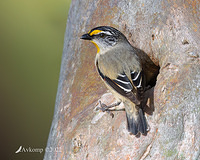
[81, 26, 127, 53]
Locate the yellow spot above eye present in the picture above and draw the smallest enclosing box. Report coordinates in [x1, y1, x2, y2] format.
[89, 30, 102, 36]
[91, 41, 100, 53]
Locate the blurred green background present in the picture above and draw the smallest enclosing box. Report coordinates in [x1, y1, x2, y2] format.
[0, 0, 71, 159]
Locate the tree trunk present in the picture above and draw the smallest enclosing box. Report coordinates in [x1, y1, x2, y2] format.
[44, 0, 200, 159]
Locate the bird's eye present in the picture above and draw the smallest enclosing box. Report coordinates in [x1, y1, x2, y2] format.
[99, 33, 105, 38]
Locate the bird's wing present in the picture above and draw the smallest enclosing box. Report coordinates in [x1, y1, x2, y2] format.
[130, 70, 142, 88]
[130, 70, 144, 102]
[96, 62, 141, 105]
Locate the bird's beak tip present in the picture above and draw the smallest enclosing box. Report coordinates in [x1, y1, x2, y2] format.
[80, 33, 92, 40]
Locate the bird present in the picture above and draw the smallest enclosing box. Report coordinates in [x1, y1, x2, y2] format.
[81, 26, 158, 136]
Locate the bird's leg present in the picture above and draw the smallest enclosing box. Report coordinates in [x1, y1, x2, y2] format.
[96, 101, 123, 118]
[98, 101, 122, 111]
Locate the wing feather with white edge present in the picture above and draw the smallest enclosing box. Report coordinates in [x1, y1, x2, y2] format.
[96, 61, 141, 105]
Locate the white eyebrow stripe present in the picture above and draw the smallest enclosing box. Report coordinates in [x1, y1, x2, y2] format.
[96, 31, 112, 36]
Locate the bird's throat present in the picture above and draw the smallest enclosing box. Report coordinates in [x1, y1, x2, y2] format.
[91, 41, 100, 53]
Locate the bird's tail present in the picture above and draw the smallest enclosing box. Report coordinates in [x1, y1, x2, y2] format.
[125, 107, 148, 136]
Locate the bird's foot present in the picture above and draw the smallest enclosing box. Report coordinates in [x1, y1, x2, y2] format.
[96, 101, 121, 118]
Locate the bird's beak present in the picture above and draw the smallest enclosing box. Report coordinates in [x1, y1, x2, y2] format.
[80, 33, 92, 40]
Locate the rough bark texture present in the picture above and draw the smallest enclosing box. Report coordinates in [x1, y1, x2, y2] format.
[44, 0, 200, 159]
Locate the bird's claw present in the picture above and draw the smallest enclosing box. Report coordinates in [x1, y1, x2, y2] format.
[96, 101, 114, 118]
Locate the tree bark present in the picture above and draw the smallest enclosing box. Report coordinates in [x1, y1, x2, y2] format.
[44, 0, 200, 159]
